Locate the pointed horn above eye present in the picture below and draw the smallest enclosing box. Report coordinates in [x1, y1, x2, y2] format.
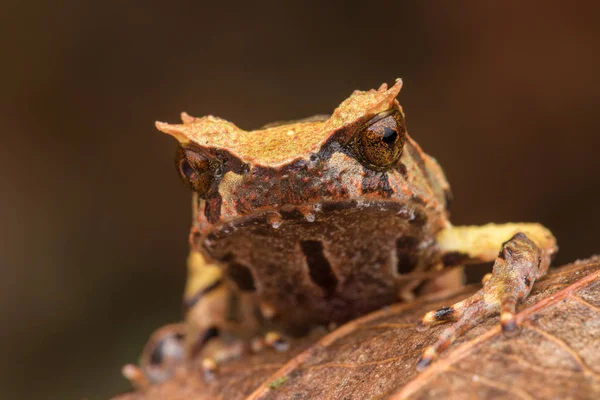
[377, 78, 402, 94]
[390, 78, 403, 92]
[378, 83, 388, 91]
[394, 78, 403, 90]
[180, 112, 196, 124]
[155, 121, 190, 144]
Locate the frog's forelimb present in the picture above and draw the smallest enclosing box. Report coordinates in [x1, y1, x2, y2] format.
[416, 223, 557, 370]
[183, 251, 229, 358]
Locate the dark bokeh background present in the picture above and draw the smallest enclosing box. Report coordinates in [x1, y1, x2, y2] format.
[2, 2, 599, 398]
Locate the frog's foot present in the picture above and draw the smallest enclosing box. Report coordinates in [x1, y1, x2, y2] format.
[264, 331, 290, 352]
[122, 323, 187, 388]
[416, 233, 543, 371]
[193, 332, 290, 382]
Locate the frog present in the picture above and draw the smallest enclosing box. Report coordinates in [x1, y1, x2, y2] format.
[123, 79, 557, 388]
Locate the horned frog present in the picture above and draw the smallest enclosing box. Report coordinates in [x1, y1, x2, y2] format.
[123, 79, 557, 387]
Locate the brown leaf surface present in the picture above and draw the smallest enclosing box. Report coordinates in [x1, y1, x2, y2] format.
[115, 257, 600, 400]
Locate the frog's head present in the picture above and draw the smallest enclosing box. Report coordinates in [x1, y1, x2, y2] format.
[157, 79, 446, 233]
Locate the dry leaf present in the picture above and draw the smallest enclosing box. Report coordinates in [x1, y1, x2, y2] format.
[115, 257, 600, 400]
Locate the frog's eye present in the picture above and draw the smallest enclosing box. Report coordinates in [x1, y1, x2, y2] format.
[175, 146, 221, 197]
[353, 109, 406, 171]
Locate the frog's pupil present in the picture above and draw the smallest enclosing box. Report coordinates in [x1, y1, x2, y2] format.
[181, 159, 195, 180]
[382, 127, 398, 146]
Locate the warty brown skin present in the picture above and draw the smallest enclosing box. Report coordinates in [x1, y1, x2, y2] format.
[122, 80, 557, 386]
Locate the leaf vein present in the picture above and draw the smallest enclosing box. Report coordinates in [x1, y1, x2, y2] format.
[571, 295, 600, 314]
[526, 325, 600, 380]
[448, 366, 535, 400]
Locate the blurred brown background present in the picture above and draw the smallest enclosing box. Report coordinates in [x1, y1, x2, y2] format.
[1, 1, 599, 398]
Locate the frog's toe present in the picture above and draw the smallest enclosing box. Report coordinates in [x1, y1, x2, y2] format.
[416, 291, 491, 371]
[122, 363, 149, 390]
[500, 297, 518, 335]
[417, 232, 544, 371]
[419, 304, 461, 326]
[265, 331, 290, 352]
[201, 357, 218, 381]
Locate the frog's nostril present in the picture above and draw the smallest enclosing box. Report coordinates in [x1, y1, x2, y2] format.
[300, 240, 338, 298]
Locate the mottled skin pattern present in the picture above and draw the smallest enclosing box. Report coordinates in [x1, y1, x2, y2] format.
[122, 80, 557, 387]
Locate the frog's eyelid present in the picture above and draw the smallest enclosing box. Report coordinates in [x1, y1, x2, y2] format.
[362, 109, 397, 127]
[259, 114, 331, 129]
[156, 121, 189, 144]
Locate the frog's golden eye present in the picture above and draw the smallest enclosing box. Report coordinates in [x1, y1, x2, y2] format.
[353, 109, 406, 171]
[175, 146, 221, 197]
